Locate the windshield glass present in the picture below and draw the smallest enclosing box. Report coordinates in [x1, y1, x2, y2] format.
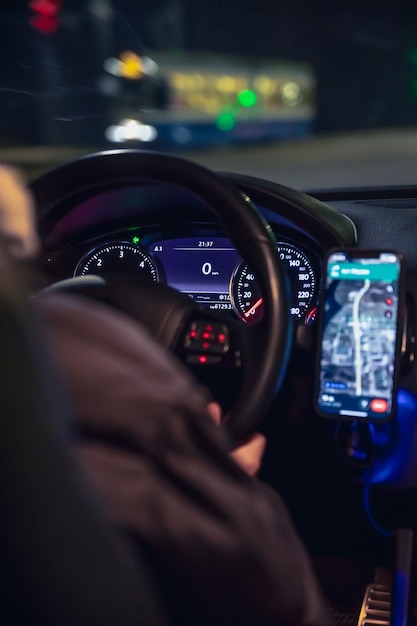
[2, 2, 417, 188]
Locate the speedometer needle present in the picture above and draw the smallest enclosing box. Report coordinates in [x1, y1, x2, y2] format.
[244, 297, 263, 318]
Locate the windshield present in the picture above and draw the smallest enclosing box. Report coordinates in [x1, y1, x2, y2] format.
[2, 2, 417, 188]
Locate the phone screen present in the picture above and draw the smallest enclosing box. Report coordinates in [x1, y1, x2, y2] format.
[316, 250, 403, 420]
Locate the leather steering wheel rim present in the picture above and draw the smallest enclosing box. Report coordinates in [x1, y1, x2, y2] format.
[32, 150, 291, 442]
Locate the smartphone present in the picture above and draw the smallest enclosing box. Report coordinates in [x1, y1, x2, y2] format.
[315, 249, 404, 420]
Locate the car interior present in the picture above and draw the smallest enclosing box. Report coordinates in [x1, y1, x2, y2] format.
[0, 146, 410, 625]
[3, 2, 417, 626]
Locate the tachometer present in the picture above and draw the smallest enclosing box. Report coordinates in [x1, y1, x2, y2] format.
[231, 242, 317, 325]
[74, 241, 159, 282]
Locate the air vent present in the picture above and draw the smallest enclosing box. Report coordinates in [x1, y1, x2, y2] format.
[358, 583, 391, 626]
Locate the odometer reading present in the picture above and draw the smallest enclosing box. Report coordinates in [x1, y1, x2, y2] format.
[231, 242, 316, 325]
[74, 241, 159, 282]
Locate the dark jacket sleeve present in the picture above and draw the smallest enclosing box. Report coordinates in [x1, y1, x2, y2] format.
[39, 293, 327, 626]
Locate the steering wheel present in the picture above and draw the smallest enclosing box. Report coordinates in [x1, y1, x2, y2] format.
[35, 150, 291, 444]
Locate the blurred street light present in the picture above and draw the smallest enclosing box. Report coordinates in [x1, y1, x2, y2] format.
[105, 119, 158, 143]
[103, 52, 159, 79]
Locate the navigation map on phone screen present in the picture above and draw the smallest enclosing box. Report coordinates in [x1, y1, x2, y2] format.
[317, 251, 402, 420]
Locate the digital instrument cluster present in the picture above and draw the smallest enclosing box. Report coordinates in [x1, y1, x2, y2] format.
[74, 235, 320, 325]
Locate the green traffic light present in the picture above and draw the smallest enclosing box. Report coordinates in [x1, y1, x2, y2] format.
[216, 113, 236, 131]
[237, 90, 257, 107]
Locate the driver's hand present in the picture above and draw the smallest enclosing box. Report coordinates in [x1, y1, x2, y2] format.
[206, 402, 266, 476]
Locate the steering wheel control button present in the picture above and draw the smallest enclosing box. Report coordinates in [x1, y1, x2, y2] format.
[184, 321, 230, 354]
[186, 354, 222, 366]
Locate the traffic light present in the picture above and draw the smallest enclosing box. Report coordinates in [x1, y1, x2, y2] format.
[29, 0, 61, 35]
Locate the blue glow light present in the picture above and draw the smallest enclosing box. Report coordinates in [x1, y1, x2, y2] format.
[363, 389, 417, 486]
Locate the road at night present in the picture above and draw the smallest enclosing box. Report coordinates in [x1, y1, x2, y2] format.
[2, 129, 417, 190]
[190, 129, 417, 190]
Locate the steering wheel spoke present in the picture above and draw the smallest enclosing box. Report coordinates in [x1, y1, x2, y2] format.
[176, 313, 242, 369]
[173, 310, 249, 414]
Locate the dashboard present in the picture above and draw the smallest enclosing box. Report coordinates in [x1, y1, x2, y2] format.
[45, 230, 321, 327]
[29, 150, 417, 569]
[40, 177, 327, 329]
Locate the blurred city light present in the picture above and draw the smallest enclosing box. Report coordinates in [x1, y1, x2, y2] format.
[103, 57, 123, 76]
[282, 81, 302, 105]
[216, 113, 236, 131]
[105, 119, 158, 142]
[89, 0, 113, 21]
[119, 51, 144, 79]
[171, 126, 192, 144]
[142, 57, 159, 76]
[103, 53, 159, 79]
[29, 0, 61, 34]
[217, 76, 237, 92]
[254, 76, 275, 94]
[237, 89, 257, 107]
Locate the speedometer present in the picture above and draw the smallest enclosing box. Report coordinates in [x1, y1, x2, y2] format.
[230, 242, 317, 325]
[74, 241, 159, 282]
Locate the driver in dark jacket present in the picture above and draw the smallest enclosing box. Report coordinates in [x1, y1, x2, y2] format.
[40, 292, 327, 626]
[3, 166, 328, 626]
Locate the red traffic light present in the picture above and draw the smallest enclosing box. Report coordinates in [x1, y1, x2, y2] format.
[29, 0, 61, 34]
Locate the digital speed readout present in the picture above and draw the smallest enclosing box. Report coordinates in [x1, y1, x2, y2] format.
[149, 236, 239, 310]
